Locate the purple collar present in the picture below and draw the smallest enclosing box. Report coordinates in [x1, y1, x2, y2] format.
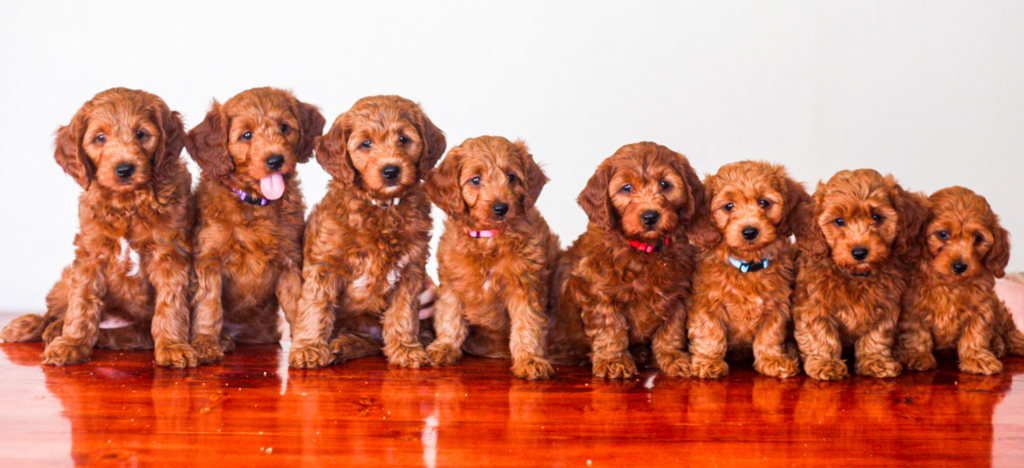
[231, 187, 270, 206]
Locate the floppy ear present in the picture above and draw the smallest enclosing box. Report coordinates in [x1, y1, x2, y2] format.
[54, 107, 94, 188]
[415, 110, 446, 177]
[780, 175, 811, 238]
[892, 186, 931, 260]
[577, 163, 615, 230]
[294, 100, 325, 163]
[687, 178, 722, 250]
[152, 100, 186, 182]
[424, 148, 465, 218]
[515, 140, 548, 210]
[315, 114, 358, 184]
[673, 153, 706, 225]
[793, 185, 829, 258]
[185, 102, 234, 179]
[985, 222, 1011, 278]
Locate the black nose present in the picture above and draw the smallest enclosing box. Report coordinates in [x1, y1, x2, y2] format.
[382, 165, 401, 180]
[492, 202, 509, 217]
[115, 163, 135, 179]
[851, 247, 869, 261]
[641, 210, 661, 226]
[742, 226, 760, 241]
[952, 262, 968, 275]
[265, 155, 285, 171]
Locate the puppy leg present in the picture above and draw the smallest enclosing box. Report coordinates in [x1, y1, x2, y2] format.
[43, 319, 65, 345]
[688, 308, 728, 379]
[753, 309, 800, 378]
[652, 303, 691, 378]
[584, 303, 636, 379]
[426, 281, 468, 367]
[996, 301, 1024, 356]
[894, 312, 936, 372]
[149, 244, 198, 368]
[277, 258, 303, 337]
[794, 310, 848, 381]
[288, 264, 338, 369]
[43, 261, 105, 366]
[958, 314, 1003, 375]
[506, 280, 555, 380]
[190, 256, 225, 364]
[380, 263, 429, 368]
[853, 315, 902, 378]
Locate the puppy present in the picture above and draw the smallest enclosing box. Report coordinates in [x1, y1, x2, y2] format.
[793, 169, 929, 380]
[896, 186, 1024, 374]
[0, 88, 197, 367]
[551, 142, 705, 379]
[288, 96, 445, 369]
[424, 136, 559, 380]
[185, 87, 325, 364]
[687, 161, 809, 378]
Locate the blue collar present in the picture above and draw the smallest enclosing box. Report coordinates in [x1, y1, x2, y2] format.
[728, 257, 769, 273]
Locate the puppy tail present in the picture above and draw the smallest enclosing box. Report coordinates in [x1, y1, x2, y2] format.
[0, 314, 47, 342]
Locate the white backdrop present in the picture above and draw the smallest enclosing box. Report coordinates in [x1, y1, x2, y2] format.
[1, 1, 1022, 312]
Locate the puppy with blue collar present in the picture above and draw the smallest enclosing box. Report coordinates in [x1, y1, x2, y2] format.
[686, 161, 811, 378]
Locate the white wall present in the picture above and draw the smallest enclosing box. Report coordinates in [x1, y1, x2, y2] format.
[1, 1, 1022, 312]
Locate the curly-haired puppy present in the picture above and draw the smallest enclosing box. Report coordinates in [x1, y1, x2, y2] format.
[687, 161, 809, 378]
[288, 95, 445, 369]
[895, 186, 1024, 374]
[550, 142, 705, 379]
[423, 136, 559, 380]
[185, 87, 325, 364]
[0, 88, 197, 367]
[793, 169, 929, 380]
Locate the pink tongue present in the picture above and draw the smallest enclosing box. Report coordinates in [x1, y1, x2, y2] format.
[260, 173, 286, 200]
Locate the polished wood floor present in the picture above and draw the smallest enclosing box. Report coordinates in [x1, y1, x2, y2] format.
[1, 313, 1022, 467]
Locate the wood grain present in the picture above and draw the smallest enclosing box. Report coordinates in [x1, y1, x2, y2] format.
[0, 313, 1021, 467]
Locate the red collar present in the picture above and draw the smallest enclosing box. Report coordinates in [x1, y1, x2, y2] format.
[629, 237, 671, 253]
[469, 229, 499, 239]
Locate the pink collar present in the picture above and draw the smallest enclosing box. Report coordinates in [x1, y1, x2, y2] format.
[469, 229, 499, 239]
[629, 237, 671, 254]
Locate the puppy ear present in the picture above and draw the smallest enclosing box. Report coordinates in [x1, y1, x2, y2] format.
[415, 111, 446, 177]
[674, 153, 706, 225]
[793, 185, 829, 258]
[515, 140, 548, 210]
[294, 100, 326, 163]
[54, 107, 94, 188]
[424, 148, 465, 218]
[985, 222, 1011, 278]
[780, 175, 811, 238]
[152, 100, 186, 182]
[892, 186, 931, 261]
[577, 163, 615, 230]
[315, 114, 358, 185]
[185, 102, 234, 179]
[687, 178, 722, 250]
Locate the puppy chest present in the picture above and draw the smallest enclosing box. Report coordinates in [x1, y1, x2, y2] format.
[343, 252, 414, 308]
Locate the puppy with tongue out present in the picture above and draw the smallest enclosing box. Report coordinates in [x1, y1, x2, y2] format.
[185, 87, 325, 365]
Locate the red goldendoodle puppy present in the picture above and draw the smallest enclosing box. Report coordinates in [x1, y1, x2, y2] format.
[687, 161, 810, 378]
[793, 169, 929, 380]
[288, 95, 445, 369]
[896, 186, 1024, 374]
[548, 142, 706, 379]
[424, 136, 559, 380]
[0, 88, 197, 367]
[185, 87, 325, 364]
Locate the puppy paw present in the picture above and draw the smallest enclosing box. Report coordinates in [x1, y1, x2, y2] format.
[855, 355, 902, 378]
[592, 355, 637, 379]
[692, 354, 729, 379]
[387, 343, 429, 368]
[42, 337, 92, 366]
[901, 351, 937, 372]
[289, 344, 331, 369]
[960, 353, 1003, 375]
[220, 335, 237, 353]
[42, 319, 65, 345]
[511, 355, 555, 380]
[191, 334, 224, 365]
[755, 354, 801, 378]
[804, 357, 849, 381]
[655, 350, 692, 378]
[426, 342, 462, 367]
[155, 342, 199, 368]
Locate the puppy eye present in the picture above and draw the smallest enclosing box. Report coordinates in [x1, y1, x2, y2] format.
[241, 131, 252, 141]
[724, 203, 734, 212]
[508, 174, 517, 184]
[95, 134, 106, 143]
[659, 181, 671, 190]
[758, 199, 770, 209]
[361, 140, 371, 149]
[938, 231, 949, 240]
[872, 213, 884, 223]
[974, 234, 984, 245]
[834, 218, 845, 227]
[470, 176, 481, 186]
[621, 184, 632, 193]
[135, 131, 148, 140]
[280, 124, 289, 134]
[399, 136, 409, 145]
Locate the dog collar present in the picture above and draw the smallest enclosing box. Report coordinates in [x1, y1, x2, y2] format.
[729, 257, 769, 273]
[629, 237, 671, 254]
[469, 229, 499, 238]
[371, 198, 401, 207]
[231, 186, 270, 206]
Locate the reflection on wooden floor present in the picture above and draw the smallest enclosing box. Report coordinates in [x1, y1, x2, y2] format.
[0, 321, 1022, 467]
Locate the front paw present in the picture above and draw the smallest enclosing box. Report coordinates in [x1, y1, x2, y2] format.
[592, 355, 637, 379]
[191, 334, 224, 365]
[42, 319, 65, 345]
[426, 342, 462, 367]
[804, 357, 849, 381]
[386, 343, 428, 368]
[960, 353, 1003, 375]
[755, 353, 801, 378]
[511, 355, 555, 380]
[855, 355, 902, 378]
[42, 337, 92, 365]
[655, 350, 692, 378]
[289, 344, 331, 369]
[155, 343, 199, 368]
[692, 354, 729, 379]
[901, 351, 937, 372]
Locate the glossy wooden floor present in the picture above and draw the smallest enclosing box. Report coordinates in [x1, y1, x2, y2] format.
[1, 314, 1023, 468]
